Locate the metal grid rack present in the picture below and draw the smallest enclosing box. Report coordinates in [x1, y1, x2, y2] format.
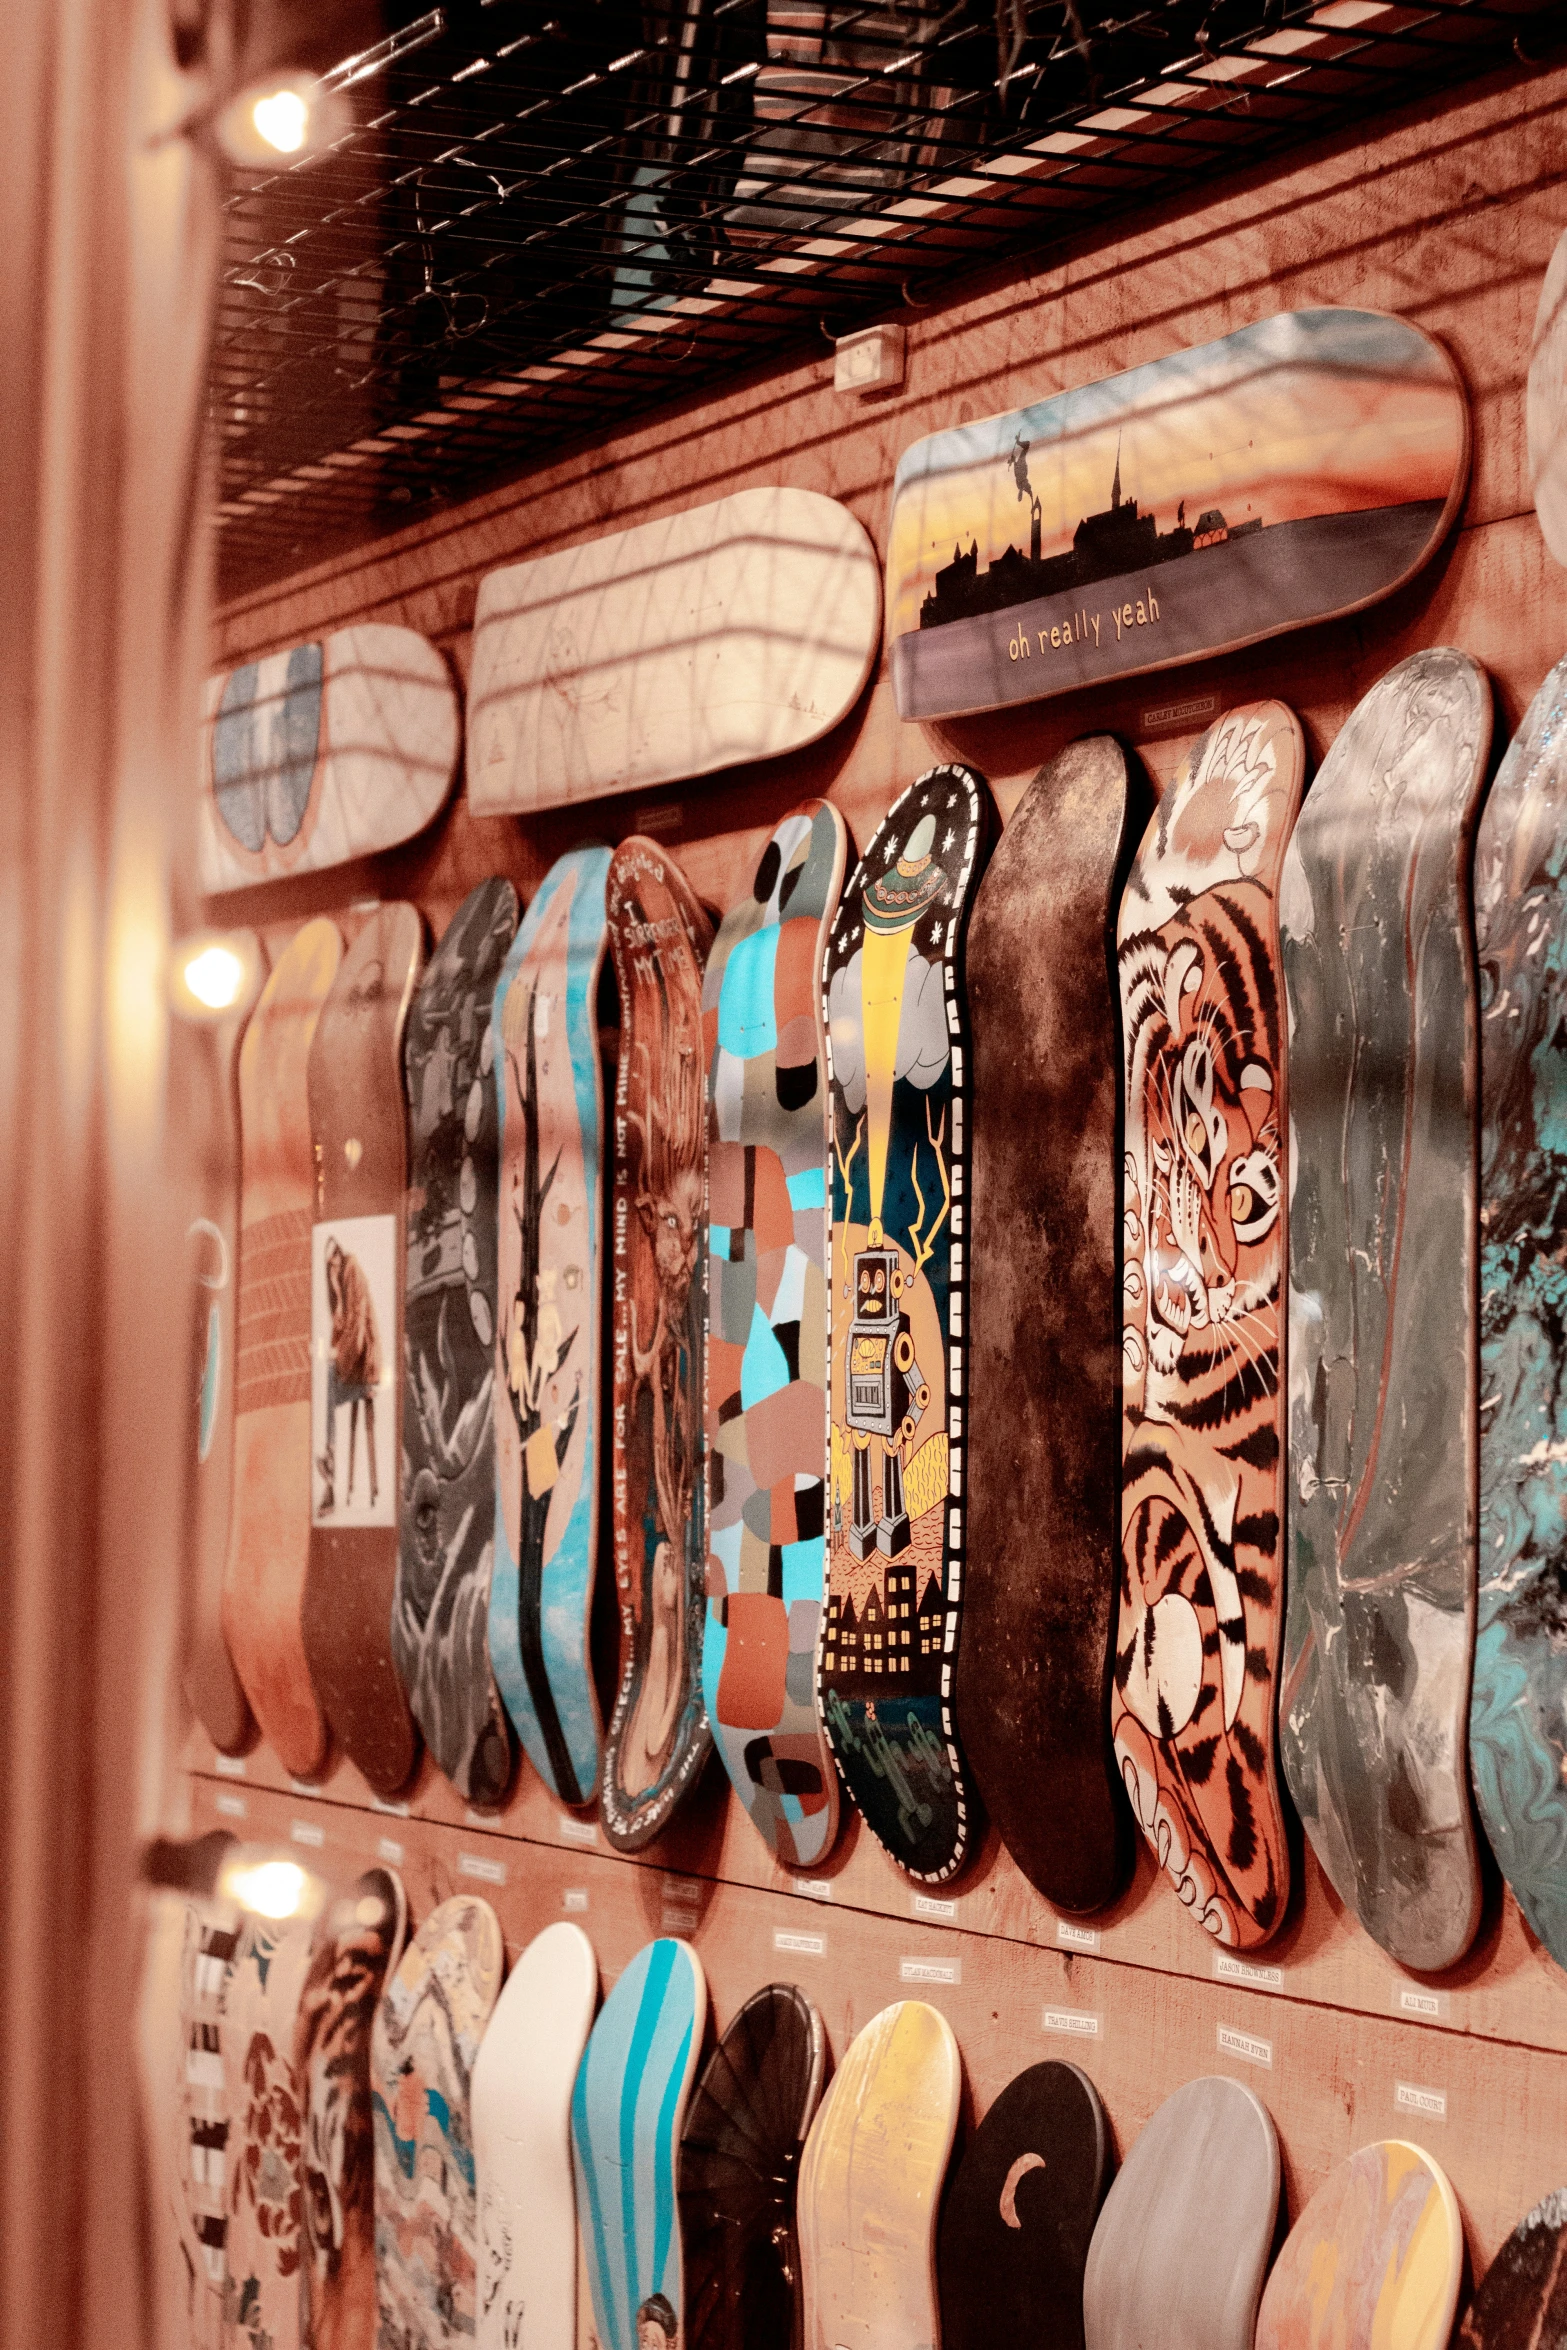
[213, 0, 1557, 593]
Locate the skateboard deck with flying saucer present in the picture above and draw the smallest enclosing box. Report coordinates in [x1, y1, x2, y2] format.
[702, 803, 847, 1872]
[571, 1936, 708, 2350]
[937, 2059, 1113, 2350]
[222, 917, 342, 1781]
[303, 904, 424, 1798]
[1460, 2186, 1567, 2348]
[819, 766, 988, 1886]
[679, 1982, 827, 2350]
[223, 1909, 317, 2350]
[962, 738, 1137, 1917]
[1281, 648, 1491, 1973]
[488, 848, 613, 1812]
[601, 842, 716, 1850]
[178, 1900, 243, 2347]
[1114, 702, 1303, 1949]
[395, 878, 521, 1810]
[798, 1998, 960, 2350]
[1082, 2073, 1279, 2350]
[1255, 2138, 1462, 2350]
[372, 1894, 506, 2350]
[473, 1920, 598, 2350]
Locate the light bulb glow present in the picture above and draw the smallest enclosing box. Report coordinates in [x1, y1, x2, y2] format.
[252, 88, 309, 154]
[224, 1859, 310, 1919]
[183, 944, 246, 1011]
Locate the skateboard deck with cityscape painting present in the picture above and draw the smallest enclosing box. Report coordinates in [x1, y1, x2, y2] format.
[1528, 230, 1567, 570]
[488, 849, 612, 1813]
[1281, 648, 1491, 1973]
[472, 1921, 598, 2350]
[571, 1937, 708, 2350]
[372, 1895, 506, 2350]
[819, 767, 988, 1886]
[177, 1901, 242, 2348]
[199, 625, 459, 894]
[962, 738, 1137, 1917]
[223, 1910, 317, 2350]
[1460, 2187, 1567, 2349]
[1255, 2139, 1462, 2350]
[937, 2060, 1113, 2350]
[222, 917, 342, 1782]
[1114, 703, 1303, 1949]
[395, 879, 520, 1810]
[679, 1983, 826, 2350]
[703, 802, 847, 1872]
[798, 1999, 960, 2350]
[1082, 2074, 1279, 2350]
[601, 842, 716, 1850]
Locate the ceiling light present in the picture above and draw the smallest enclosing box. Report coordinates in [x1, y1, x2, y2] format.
[215, 72, 344, 169]
[252, 87, 310, 153]
[170, 930, 262, 1024]
[220, 1857, 313, 1920]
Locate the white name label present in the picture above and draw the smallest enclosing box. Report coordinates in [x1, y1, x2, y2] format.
[458, 1851, 506, 1886]
[799, 1879, 834, 1902]
[213, 1754, 246, 1779]
[775, 1929, 826, 1957]
[1393, 1986, 1451, 2023]
[1214, 1953, 1283, 1992]
[1395, 2081, 1448, 2121]
[377, 1836, 404, 1865]
[900, 1956, 961, 1986]
[289, 1820, 324, 1848]
[563, 1889, 589, 1913]
[912, 1894, 958, 1921]
[557, 1814, 597, 1846]
[214, 1792, 246, 1819]
[1043, 2006, 1103, 2039]
[1056, 1921, 1100, 1953]
[1217, 2024, 1272, 2070]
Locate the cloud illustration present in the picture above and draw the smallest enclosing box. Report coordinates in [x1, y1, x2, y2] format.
[828, 948, 949, 1116]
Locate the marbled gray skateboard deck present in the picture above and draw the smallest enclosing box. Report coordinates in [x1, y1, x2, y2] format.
[1280, 647, 1491, 1973]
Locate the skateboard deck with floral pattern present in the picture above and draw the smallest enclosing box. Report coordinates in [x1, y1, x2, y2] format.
[1255, 2139, 1462, 2350]
[223, 1911, 317, 2350]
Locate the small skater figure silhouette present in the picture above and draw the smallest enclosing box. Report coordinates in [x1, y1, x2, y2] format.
[317, 1235, 380, 1511]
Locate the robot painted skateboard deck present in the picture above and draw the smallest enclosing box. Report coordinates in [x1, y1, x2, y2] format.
[571, 1936, 708, 2350]
[937, 2060, 1113, 2350]
[1281, 648, 1491, 1973]
[703, 802, 847, 1872]
[963, 738, 1137, 1916]
[223, 917, 342, 1781]
[679, 1983, 827, 2350]
[1115, 702, 1304, 1949]
[1460, 2187, 1567, 2349]
[224, 1910, 317, 2350]
[798, 1999, 960, 2350]
[488, 849, 612, 1811]
[178, 1901, 243, 2346]
[820, 766, 988, 1886]
[303, 904, 424, 1799]
[601, 842, 716, 1850]
[372, 1894, 506, 2350]
[1529, 231, 1567, 571]
[473, 1921, 598, 2350]
[395, 879, 520, 1810]
[1083, 2074, 1279, 2350]
[1256, 2139, 1462, 2350]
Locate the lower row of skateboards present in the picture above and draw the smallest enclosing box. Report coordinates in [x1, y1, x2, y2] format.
[185, 639, 1567, 1985]
[156, 1872, 1565, 2350]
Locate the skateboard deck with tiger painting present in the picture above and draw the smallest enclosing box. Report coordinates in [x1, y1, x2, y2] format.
[177, 1900, 243, 2347]
[819, 767, 988, 1886]
[1255, 2139, 1462, 2350]
[1460, 2187, 1567, 2349]
[395, 879, 520, 1811]
[1281, 649, 1491, 1973]
[1114, 702, 1304, 1949]
[601, 841, 716, 1851]
[961, 738, 1138, 1917]
[702, 802, 847, 1872]
[488, 848, 612, 1812]
[224, 1909, 317, 2350]
[222, 918, 342, 1782]
[302, 904, 424, 1799]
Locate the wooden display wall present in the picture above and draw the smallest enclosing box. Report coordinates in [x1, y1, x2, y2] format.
[186, 52, 1567, 2288]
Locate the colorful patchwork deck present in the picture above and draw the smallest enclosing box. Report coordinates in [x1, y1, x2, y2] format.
[1255, 2139, 1462, 2350]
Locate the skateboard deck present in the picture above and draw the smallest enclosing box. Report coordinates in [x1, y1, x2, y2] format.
[468, 489, 881, 814]
[1460, 2187, 1567, 2349]
[224, 1910, 317, 2350]
[1255, 2138, 1462, 2350]
[1472, 657, 1567, 1976]
[488, 848, 613, 1811]
[702, 802, 847, 1872]
[1281, 648, 1491, 1973]
[679, 1983, 827, 2350]
[571, 1936, 708, 2350]
[178, 1900, 243, 2347]
[139, 1892, 197, 2350]
[1082, 2073, 1279, 2350]
[601, 842, 716, 1850]
[962, 737, 1137, 1916]
[798, 1998, 960, 2350]
[473, 1921, 598, 2350]
[395, 878, 521, 1810]
[1528, 230, 1567, 570]
[372, 1894, 506, 2350]
[200, 625, 459, 894]
[936, 2059, 1113, 2350]
[820, 766, 988, 1886]
[295, 1866, 408, 2350]
[223, 916, 342, 1781]
[303, 904, 424, 1798]
[1114, 702, 1303, 1949]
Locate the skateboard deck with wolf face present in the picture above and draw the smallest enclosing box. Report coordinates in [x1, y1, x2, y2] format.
[224, 1910, 317, 2350]
[488, 848, 613, 1812]
[1115, 702, 1304, 1949]
[703, 803, 847, 1872]
[1255, 2138, 1462, 2350]
[303, 904, 424, 1798]
[1281, 648, 1490, 1973]
[395, 879, 520, 1810]
[963, 738, 1137, 1917]
[1460, 2187, 1567, 2349]
[601, 842, 716, 1851]
[820, 766, 988, 1886]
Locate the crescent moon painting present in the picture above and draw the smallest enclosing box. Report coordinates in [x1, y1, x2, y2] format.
[999, 2150, 1046, 2228]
